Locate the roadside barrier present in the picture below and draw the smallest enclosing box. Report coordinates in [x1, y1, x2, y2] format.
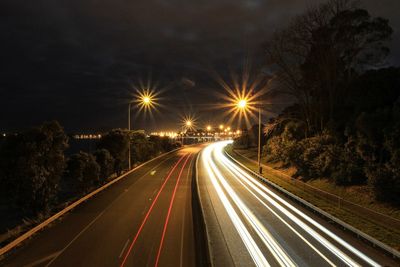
[225, 150, 400, 260]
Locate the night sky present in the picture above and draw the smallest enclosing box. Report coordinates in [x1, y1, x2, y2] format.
[1, 0, 399, 133]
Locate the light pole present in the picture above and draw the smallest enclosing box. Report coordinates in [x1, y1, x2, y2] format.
[236, 98, 263, 174]
[128, 95, 153, 170]
[182, 119, 193, 146]
[128, 102, 132, 170]
[257, 106, 262, 174]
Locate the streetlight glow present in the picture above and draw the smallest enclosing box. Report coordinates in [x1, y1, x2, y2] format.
[134, 89, 158, 112]
[207, 125, 212, 131]
[142, 96, 151, 105]
[128, 83, 161, 169]
[181, 115, 196, 131]
[237, 99, 247, 109]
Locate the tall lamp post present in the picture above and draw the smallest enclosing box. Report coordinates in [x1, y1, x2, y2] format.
[236, 99, 263, 174]
[128, 95, 152, 170]
[257, 106, 262, 174]
[182, 119, 193, 146]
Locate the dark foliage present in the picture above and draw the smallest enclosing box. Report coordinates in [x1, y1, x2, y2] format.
[97, 129, 129, 175]
[0, 121, 68, 215]
[65, 151, 100, 194]
[259, 0, 399, 205]
[94, 149, 115, 183]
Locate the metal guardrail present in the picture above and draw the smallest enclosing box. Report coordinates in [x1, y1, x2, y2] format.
[224, 150, 400, 260]
[0, 146, 186, 258]
[234, 150, 400, 231]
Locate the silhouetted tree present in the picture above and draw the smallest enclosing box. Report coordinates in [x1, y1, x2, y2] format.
[94, 149, 115, 183]
[131, 132, 156, 163]
[65, 151, 100, 194]
[0, 121, 68, 215]
[265, 0, 392, 134]
[97, 129, 129, 175]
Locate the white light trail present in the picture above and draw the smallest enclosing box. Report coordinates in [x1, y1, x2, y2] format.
[206, 146, 296, 267]
[210, 141, 381, 267]
[217, 149, 336, 266]
[202, 145, 270, 267]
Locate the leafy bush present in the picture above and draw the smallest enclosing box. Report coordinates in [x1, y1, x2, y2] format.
[233, 132, 254, 149]
[0, 121, 68, 215]
[65, 152, 100, 194]
[97, 129, 129, 175]
[331, 139, 366, 185]
[131, 132, 156, 163]
[94, 149, 115, 183]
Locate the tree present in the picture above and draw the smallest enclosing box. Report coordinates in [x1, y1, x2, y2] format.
[355, 103, 400, 204]
[94, 149, 115, 183]
[97, 129, 129, 175]
[233, 129, 253, 149]
[0, 121, 68, 215]
[265, 0, 392, 134]
[65, 152, 100, 194]
[131, 132, 156, 163]
[149, 135, 176, 153]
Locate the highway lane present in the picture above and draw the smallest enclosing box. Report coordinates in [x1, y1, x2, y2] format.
[198, 141, 398, 267]
[1, 145, 203, 267]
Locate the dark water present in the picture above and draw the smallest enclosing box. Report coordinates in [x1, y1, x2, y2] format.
[66, 139, 98, 156]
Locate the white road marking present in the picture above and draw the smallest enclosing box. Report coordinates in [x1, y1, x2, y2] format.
[24, 251, 61, 267]
[119, 239, 130, 258]
[45, 210, 106, 267]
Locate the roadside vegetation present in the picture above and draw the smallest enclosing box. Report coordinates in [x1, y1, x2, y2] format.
[236, 0, 399, 206]
[226, 146, 400, 250]
[233, 0, 400, 249]
[0, 121, 180, 246]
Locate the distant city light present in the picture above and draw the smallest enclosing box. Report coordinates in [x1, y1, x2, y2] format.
[207, 125, 212, 131]
[151, 131, 178, 138]
[219, 124, 224, 130]
[73, 134, 102, 140]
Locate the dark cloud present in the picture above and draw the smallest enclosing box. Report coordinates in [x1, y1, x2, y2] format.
[0, 0, 399, 132]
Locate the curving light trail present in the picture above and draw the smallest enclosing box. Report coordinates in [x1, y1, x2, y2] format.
[203, 145, 270, 267]
[201, 141, 381, 267]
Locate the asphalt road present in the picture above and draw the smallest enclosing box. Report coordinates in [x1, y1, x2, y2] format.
[1, 145, 204, 267]
[198, 141, 399, 267]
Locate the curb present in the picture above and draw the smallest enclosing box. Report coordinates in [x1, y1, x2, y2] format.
[0, 147, 182, 257]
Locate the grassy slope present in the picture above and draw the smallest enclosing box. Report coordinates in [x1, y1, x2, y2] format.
[227, 146, 400, 250]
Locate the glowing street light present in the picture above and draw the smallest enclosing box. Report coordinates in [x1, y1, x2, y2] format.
[237, 99, 248, 110]
[180, 116, 196, 145]
[217, 68, 276, 174]
[128, 89, 157, 169]
[142, 96, 151, 105]
[207, 125, 212, 131]
[219, 124, 224, 130]
[233, 99, 263, 174]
